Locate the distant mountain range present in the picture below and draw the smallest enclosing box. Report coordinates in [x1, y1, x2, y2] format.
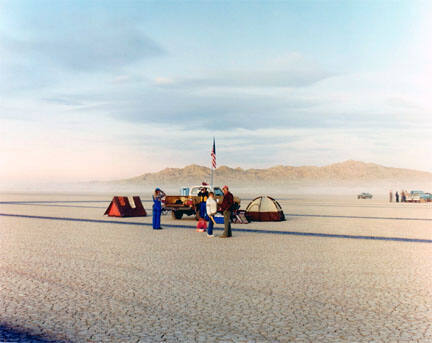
[118, 160, 432, 187]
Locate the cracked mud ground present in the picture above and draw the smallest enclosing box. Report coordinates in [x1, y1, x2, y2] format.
[1, 194, 431, 342]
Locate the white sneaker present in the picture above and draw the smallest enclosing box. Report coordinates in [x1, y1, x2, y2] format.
[207, 234, 215, 238]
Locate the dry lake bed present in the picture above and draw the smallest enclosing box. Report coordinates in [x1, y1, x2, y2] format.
[1, 192, 431, 342]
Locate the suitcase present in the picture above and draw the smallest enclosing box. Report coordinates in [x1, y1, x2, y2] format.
[214, 214, 224, 224]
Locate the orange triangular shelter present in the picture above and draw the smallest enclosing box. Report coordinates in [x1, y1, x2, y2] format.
[104, 196, 147, 217]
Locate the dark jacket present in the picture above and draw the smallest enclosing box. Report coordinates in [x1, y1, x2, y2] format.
[198, 190, 209, 202]
[220, 191, 234, 212]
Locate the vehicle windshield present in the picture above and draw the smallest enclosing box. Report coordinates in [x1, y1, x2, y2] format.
[214, 188, 223, 196]
[190, 186, 210, 196]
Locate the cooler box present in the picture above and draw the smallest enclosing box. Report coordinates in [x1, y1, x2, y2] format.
[214, 214, 224, 224]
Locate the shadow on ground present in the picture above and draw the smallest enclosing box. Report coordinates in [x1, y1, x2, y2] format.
[0, 212, 431, 244]
[0, 324, 67, 343]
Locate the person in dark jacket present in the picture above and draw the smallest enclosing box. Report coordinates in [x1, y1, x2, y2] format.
[219, 185, 233, 238]
[395, 191, 399, 203]
[152, 188, 166, 230]
[197, 187, 209, 219]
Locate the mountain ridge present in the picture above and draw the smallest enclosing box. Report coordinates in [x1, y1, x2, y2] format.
[117, 160, 432, 186]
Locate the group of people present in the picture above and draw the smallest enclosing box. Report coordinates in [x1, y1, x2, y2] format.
[204, 185, 234, 238]
[151, 185, 234, 238]
[389, 190, 409, 203]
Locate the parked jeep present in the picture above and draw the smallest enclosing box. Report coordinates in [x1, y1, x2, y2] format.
[164, 185, 241, 220]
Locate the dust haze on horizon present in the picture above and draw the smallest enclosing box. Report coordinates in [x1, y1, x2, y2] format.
[1, 1, 432, 185]
[1, 160, 431, 197]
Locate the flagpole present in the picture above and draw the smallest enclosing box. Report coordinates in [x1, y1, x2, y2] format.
[210, 137, 215, 189]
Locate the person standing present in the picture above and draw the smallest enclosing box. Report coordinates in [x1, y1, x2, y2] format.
[219, 185, 233, 238]
[206, 192, 217, 237]
[395, 191, 399, 203]
[389, 191, 393, 203]
[152, 188, 166, 230]
[198, 187, 209, 219]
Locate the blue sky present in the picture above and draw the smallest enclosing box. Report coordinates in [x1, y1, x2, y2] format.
[1, 0, 431, 182]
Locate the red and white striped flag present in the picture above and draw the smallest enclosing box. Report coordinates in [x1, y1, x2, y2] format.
[211, 138, 216, 169]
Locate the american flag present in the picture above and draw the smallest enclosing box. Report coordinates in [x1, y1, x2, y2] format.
[211, 138, 216, 169]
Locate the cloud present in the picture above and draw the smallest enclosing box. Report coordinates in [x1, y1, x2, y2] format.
[157, 69, 334, 89]
[42, 97, 84, 107]
[154, 77, 175, 85]
[0, 19, 165, 93]
[31, 73, 428, 133]
[103, 91, 326, 130]
[1, 25, 164, 69]
[63, 82, 423, 131]
[386, 96, 424, 110]
[154, 54, 335, 89]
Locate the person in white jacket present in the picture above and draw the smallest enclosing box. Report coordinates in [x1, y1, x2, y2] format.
[206, 192, 217, 237]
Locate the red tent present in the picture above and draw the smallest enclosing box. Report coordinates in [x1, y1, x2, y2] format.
[104, 196, 147, 217]
[245, 196, 285, 221]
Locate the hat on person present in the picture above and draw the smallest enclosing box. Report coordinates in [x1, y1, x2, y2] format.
[155, 187, 161, 192]
[222, 185, 229, 190]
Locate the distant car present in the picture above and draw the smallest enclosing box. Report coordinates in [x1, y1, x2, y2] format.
[420, 193, 432, 202]
[411, 191, 432, 202]
[409, 190, 425, 202]
[357, 192, 373, 199]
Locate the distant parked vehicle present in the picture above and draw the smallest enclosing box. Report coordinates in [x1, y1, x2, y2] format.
[408, 190, 432, 203]
[357, 192, 373, 199]
[408, 190, 424, 202]
[420, 193, 432, 202]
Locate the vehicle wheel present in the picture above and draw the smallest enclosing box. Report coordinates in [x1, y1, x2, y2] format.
[172, 211, 183, 220]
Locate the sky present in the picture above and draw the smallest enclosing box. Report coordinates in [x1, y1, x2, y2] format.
[0, 0, 431, 183]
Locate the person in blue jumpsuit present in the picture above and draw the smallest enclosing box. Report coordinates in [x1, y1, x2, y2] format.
[152, 188, 166, 230]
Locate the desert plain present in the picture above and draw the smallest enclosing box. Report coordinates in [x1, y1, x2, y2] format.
[0, 192, 431, 342]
